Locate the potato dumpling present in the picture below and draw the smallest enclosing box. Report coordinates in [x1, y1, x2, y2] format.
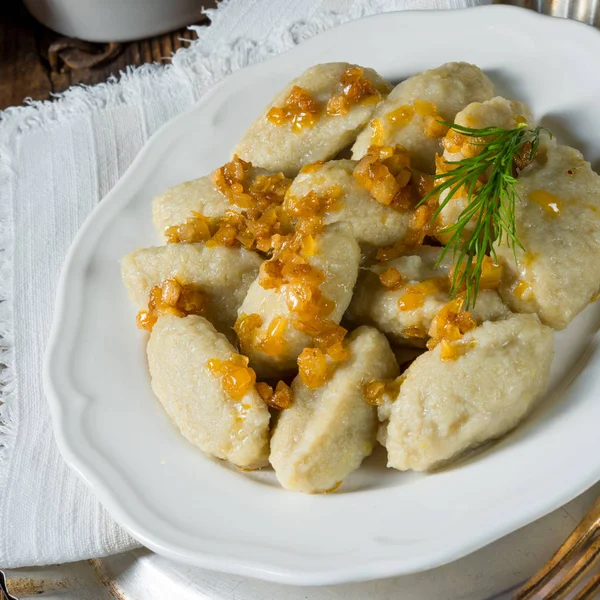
[237, 224, 360, 378]
[352, 62, 494, 172]
[147, 314, 271, 469]
[121, 243, 262, 333]
[152, 163, 278, 241]
[347, 246, 509, 346]
[233, 63, 392, 177]
[284, 159, 411, 247]
[380, 314, 553, 471]
[152, 177, 231, 242]
[270, 326, 399, 493]
[436, 96, 533, 241]
[493, 139, 600, 329]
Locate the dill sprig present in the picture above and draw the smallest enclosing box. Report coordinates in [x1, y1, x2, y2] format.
[420, 121, 551, 309]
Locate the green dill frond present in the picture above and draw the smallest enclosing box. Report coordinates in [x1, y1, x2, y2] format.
[419, 122, 551, 309]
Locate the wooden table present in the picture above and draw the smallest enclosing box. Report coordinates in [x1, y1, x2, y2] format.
[0, 1, 206, 111]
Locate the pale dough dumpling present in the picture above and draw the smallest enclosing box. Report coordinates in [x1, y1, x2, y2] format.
[380, 313, 553, 471]
[352, 62, 495, 172]
[284, 159, 411, 246]
[147, 314, 271, 469]
[270, 326, 399, 493]
[436, 96, 533, 238]
[444, 96, 532, 163]
[152, 164, 274, 240]
[121, 243, 262, 332]
[347, 246, 509, 346]
[237, 224, 360, 377]
[495, 138, 600, 329]
[233, 63, 392, 177]
[152, 177, 230, 242]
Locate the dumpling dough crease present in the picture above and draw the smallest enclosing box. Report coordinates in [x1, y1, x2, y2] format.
[234, 63, 392, 177]
[352, 62, 495, 172]
[121, 243, 262, 333]
[147, 314, 271, 469]
[380, 314, 553, 471]
[270, 326, 399, 493]
[237, 224, 360, 378]
[284, 159, 411, 247]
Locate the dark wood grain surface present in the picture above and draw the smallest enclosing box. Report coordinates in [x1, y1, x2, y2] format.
[0, 2, 206, 111]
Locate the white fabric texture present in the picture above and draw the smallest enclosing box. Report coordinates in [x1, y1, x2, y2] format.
[0, 0, 484, 568]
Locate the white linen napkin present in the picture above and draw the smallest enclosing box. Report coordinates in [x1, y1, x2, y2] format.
[0, 0, 485, 568]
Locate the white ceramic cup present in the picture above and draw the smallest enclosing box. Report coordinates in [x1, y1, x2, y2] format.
[23, 0, 214, 43]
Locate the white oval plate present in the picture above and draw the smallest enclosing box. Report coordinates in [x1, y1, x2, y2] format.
[44, 5, 600, 586]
